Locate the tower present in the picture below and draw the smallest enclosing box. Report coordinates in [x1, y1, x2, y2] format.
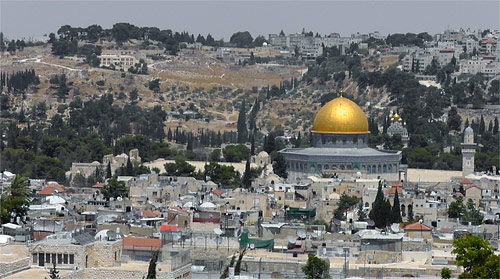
[462, 126, 476, 177]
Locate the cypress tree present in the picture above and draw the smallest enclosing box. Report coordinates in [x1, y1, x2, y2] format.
[488, 120, 493, 132]
[146, 251, 159, 279]
[250, 135, 255, 155]
[479, 115, 485, 135]
[237, 100, 248, 143]
[126, 157, 133, 176]
[390, 190, 402, 223]
[369, 181, 390, 228]
[106, 161, 112, 179]
[464, 118, 469, 131]
[295, 132, 301, 148]
[493, 117, 499, 134]
[242, 159, 252, 188]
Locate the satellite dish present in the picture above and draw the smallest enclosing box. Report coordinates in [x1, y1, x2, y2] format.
[297, 230, 307, 239]
[391, 223, 400, 233]
[214, 228, 223, 235]
[287, 235, 297, 244]
[249, 243, 255, 250]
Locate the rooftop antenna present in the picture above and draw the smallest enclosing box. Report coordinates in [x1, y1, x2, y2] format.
[339, 89, 343, 97]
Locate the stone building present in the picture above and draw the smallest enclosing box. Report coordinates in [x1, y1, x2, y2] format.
[280, 96, 406, 182]
[29, 231, 122, 269]
[461, 127, 476, 177]
[386, 112, 409, 145]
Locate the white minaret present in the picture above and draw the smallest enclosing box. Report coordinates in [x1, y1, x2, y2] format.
[462, 126, 476, 177]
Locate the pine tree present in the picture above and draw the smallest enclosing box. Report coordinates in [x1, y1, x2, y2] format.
[390, 190, 402, 223]
[106, 161, 112, 179]
[237, 100, 248, 143]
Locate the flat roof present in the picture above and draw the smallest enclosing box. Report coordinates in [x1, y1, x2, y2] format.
[5, 268, 72, 278]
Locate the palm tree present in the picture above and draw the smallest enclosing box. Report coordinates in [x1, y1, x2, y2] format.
[4, 175, 30, 199]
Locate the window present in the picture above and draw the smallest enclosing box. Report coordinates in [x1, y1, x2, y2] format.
[33, 253, 38, 264]
[152, 191, 157, 197]
[69, 254, 74, 264]
[64, 254, 68, 264]
[58, 254, 62, 264]
[46, 253, 51, 263]
[52, 254, 56, 264]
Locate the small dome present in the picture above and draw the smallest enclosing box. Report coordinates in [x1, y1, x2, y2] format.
[257, 151, 269, 157]
[312, 97, 369, 134]
[464, 126, 473, 135]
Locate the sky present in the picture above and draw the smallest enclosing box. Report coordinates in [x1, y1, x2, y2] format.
[1, 0, 499, 40]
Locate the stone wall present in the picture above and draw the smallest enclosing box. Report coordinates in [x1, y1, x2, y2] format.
[86, 240, 122, 268]
[60, 263, 191, 279]
[0, 257, 30, 277]
[355, 251, 402, 264]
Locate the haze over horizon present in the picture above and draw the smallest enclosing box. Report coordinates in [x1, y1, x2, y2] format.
[1, 1, 499, 41]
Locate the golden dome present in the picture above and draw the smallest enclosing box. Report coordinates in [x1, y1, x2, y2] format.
[312, 97, 369, 134]
[391, 113, 402, 122]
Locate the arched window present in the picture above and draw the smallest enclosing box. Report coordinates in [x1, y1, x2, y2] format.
[365, 202, 369, 208]
[401, 204, 406, 217]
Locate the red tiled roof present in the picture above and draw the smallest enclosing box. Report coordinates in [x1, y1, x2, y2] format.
[160, 225, 178, 232]
[405, 222, 432, 231]
[92, 183, 104, 188]
[483, 55, 496, 59]
[33, 232, 53, 241]
[122, 237, 162, 250]
[169, 207, 188, 214]
[40, 185, 65, 195]
[440, 48, 455, 53]
[481, 39, 496, 44]
[213, 189, 222, 196]
[386, 185, 403, 195]
[459, 178, 474, 185]
[465, 184, 481, 191]
[137, 209, 160, 218]
[456, 193, 464, 198]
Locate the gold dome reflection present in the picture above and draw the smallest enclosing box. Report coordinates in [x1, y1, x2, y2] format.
[312, 97, 369, 134]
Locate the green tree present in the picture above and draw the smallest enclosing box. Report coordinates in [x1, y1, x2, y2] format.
[493, 117, 499, 134]
[48, 262, 60, 279]
[234, 248, 246, 276]
[102, 178, 128, 200]
[237, 100, 248, 143]
[390, 190, 402, 223]
[447, 197, 466, 218]
[220, 254, 236, 279]
[357, 202, 367, 221]
[452, 234, 499, 279]
[163, 159, 196, 176]
[126, 157, 134, 176]
[242, 159, 252, 188]
[369, 181, 391, 228]
[302, 253, 330, 279]
[441, 267, 452, 279]
[230, 31, 254, 48]
[223, 145, 250, 162]
[272, 153, 288, 179]
[462, 198, 483, 225]
[333, 194, 359, 220]
[106, 161, 112, 179]
[0, 175, 30, 223]
[145, 250, 159, 279]
[447, 107, 462, 131]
